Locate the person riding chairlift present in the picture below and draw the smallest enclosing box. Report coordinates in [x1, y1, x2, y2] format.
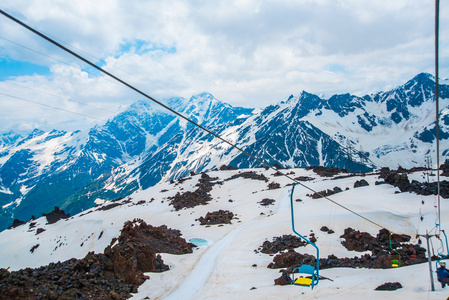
[437, 262, 449, 288]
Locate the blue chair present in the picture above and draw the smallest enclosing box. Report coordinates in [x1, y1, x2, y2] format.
[291, 264, 319, 289]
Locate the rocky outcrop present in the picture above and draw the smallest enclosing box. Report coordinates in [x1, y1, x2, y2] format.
[225, 171, 269, 182]
[8, 219, 25, 229]
[354, 179, 369, 188]
[375, 282, 402, 291]
[258, 198, 276, 206]
[168, 173, 220, 210]
[42, 207, 70, 224]
[197, 210, 234, 225]
[274, 269, 293, 286]
[308, 187, 342, 199]
[380, 167, 449, 198]
[0, 219, 194, 299]
[306, 166, 346, 177]
[258, 235, 307, 254]
[267, 182, 281, 190]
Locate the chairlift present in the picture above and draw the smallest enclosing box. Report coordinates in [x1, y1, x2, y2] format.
[289, 183, 319, 289]
[389, 233, 401, 268]
[435, 230, 449, 285]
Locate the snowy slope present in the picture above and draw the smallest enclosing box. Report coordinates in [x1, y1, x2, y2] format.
[0, 167, 447, 299]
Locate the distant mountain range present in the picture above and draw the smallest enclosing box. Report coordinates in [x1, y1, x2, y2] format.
[0, 72, 448, 231]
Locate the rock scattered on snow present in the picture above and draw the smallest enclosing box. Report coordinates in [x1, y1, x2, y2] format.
[225, 171, 269, 182]
[354, 179, 369, 188]
[306, 166, 346, 177]
[258, 234, 307, 254]
[197, 210, 234, 225]
[308, 186, 342, 199]
[168, 173, 221, 210]
[258, 198, 276, 206]
[375, 282, 403, 291]
[268, 182, 281, 190]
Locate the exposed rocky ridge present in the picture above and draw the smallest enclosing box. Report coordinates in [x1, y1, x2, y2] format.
[0, 219, 194, 299]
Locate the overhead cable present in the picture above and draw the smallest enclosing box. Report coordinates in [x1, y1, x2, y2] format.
[0, 8, 387, 230]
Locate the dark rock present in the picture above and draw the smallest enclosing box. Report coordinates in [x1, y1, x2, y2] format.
[274, 269, 292, 285]
[268, 249, 316, 269]
[440, 159, 449, 177]
[354, 179, 369, 188]
[266, 227, 427, 274]
[268, 182, 281, 190]
[197, 210, 234, 225]
[42, 207, 70, 224]
[309, 187, 341, 199]
[225, 171, 269, 182]
[295, 176, 315, 181]
[97, 202, 122, 211]
[306, 166, 346, 177]
[320, 226, 329, 232]
[168, 173, 221, 210]
[0, 220, 194, 299]
[259, 198, 275, 206]
[8, 219, 25, 229]
[375, 282, 403, 291]
[219, 165, 237, 171]
[258, 235, 307, 254]
[30, 244, 39, 253]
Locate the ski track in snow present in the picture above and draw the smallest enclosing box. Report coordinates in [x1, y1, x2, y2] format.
[163, 218, 258, 300]
[163, 188, 291, 300]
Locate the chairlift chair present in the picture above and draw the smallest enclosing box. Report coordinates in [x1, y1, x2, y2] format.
[436, 230, 449, 285]
[291, 264, 319, 288]
[289, 183, 320, 289]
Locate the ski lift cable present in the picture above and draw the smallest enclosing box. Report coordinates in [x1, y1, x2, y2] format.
[0, 8, 388, 231]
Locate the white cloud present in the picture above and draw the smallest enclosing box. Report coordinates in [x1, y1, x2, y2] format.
[0, 0, 447, 132]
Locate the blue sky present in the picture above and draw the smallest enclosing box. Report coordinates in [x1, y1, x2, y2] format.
[0, 0, 447, 133]
[0, 58, 50, 80]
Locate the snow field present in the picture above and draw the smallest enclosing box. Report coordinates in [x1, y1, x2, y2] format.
[0, 168, 448, 299]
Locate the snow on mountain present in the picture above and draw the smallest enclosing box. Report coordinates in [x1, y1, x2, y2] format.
[0, 167, 447, 299]
[0, 73, 448, 233]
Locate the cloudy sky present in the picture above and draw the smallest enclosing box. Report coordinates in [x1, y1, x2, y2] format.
[0, 0, 448, 134]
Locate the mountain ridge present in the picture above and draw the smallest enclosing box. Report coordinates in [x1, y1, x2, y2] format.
[0, 72, 448, 231]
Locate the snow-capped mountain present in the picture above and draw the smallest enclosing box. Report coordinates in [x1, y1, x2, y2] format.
[0, 73, 448, 232]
